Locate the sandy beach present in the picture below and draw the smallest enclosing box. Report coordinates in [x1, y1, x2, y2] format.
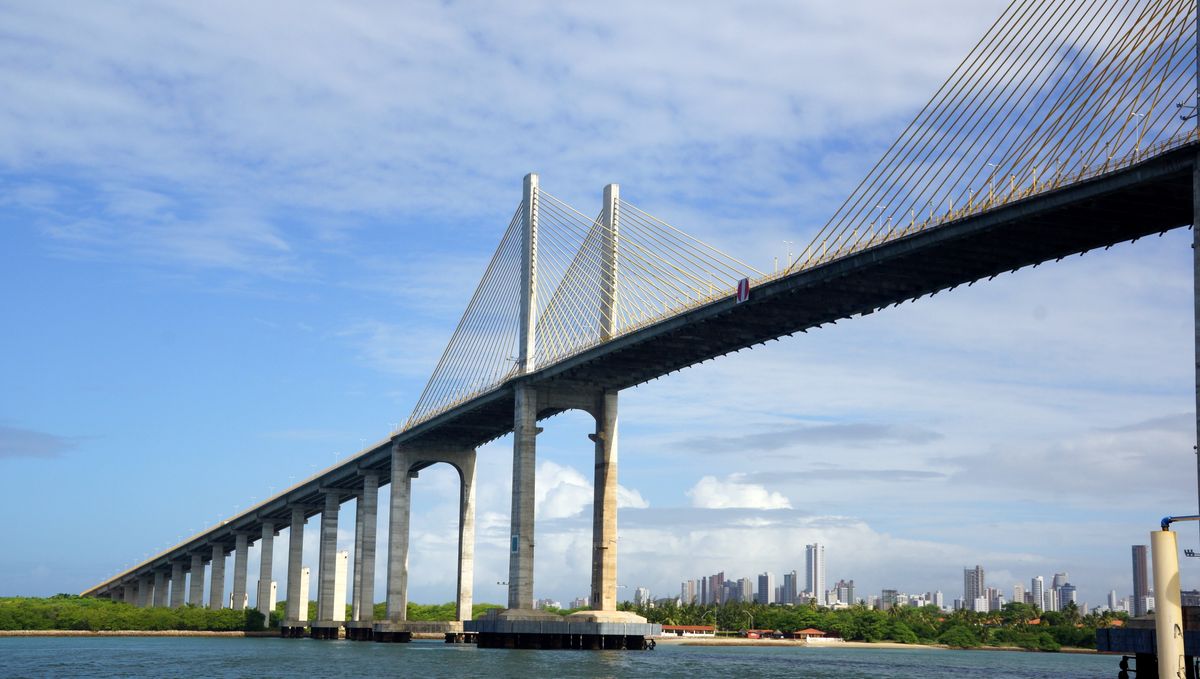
[654, 637, 939, 650]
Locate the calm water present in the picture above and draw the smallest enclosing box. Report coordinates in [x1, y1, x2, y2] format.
[0, 637, 1118, 678]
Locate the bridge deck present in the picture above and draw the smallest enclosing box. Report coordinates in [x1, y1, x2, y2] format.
[82, 141, 1198, 597]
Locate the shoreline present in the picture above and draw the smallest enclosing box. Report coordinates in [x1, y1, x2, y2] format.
[0, 630, 1098, 653]
[0, 630, 277, 638]
[657, 637, 1097, 653]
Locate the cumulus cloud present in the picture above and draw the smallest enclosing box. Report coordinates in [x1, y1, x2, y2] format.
[536, 460, 649, 520]
[687, 474, 792, 510]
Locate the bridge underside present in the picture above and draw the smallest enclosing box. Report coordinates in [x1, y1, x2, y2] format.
[407, 142, 1197, 450]
[82, 143, 1199, 604]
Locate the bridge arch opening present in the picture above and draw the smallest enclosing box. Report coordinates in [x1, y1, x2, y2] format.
[405, 462, 470, 615]
[532, 408, 607, 610]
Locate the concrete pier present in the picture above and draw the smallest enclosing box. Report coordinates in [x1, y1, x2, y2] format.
[282, 566, 311, 638]
[317, 492, 339, 622]
[312, 492, 343, 638]
[385, 444, 412, 623]
[137, 575, 152, 608]
[508, 384, 538, 611]
[455, 451, 477, 622]
[170, 561, 185, 608]
[209, 544, 226, 610]
[282, 507, 306, 636]
[374, 444, 477, 643]
[188, 554, 204, 606]
[231, 533, 248, 610]
[589, 390, 619, 610]
[257, 521, 274, 620]
[153, 570, 168, 608]
[346, 473, 378, 641]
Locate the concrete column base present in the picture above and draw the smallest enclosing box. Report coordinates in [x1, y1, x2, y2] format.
[465, 608, 660, 650]
[308, 622, 344, 640]
[372, 620, 469, 643]
[344, 621, 375, 641]
[279, 622, 308, 638]
[564, 610, 649, 624]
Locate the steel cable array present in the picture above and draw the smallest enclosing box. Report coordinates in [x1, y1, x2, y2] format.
[407, 0, 1198, 430]
[406, 190, 761, 428]
[789, 0, 1199, 271]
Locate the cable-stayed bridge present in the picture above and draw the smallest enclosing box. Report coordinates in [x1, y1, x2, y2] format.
[82, 0, 1200, 649]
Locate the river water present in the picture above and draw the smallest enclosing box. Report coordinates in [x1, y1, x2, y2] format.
[0, 637, 1118, 678]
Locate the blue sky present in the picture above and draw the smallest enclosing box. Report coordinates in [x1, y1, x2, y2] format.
[1, 0, 1195, 610]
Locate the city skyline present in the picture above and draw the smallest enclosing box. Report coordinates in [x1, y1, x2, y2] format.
[659, 548, 1118, 616]
[2, 0, 1198, 613]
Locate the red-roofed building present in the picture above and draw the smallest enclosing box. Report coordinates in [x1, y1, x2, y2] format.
[794, 628, 827, 639]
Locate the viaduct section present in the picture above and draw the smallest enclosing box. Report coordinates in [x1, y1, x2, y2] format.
[81, 143, 1200, 647]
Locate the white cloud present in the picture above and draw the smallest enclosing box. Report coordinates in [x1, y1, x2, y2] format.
[536, 460, 649, 520]
[687, 474, 792, 510]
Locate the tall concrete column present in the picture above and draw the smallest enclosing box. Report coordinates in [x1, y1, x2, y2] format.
[188, 553, 205, 606]
[231, 533, 249, 610]
[124, 584, 135, 605]
[386, 445, 412, 621]
[600, 183, 619, 342]
[518, 172, 539, 375]
[209, 544, 226, 610]
[352, 490, 365, 620]
[507, 385, 538, 610]
[153, 570, 168, 607]
[257, 521, 275, 619]
[354, 473, 379, 622]
[317, 492, 340, 621]
[589, 390, 620, 611]
[455, 452, 477, 621]
[1194, 152, 1200, 545]
[170, 561, 185, 608]
[285, 507, 305, 621]
[138, 575, 152, 607]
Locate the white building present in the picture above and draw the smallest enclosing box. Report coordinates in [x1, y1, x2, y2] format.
[806, 543, 825, 606]
[634, 587, 651, 606]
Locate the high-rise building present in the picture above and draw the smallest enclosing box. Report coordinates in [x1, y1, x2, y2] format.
[1059, 583, 1077, 608]
[704, 572, 725, 606]
[933, 591, 944, 610]
[757, 572, 775, 605]
[634, 587, 651, 606]
[681, 580, 697, 605]
[1044, 587, 1057, 612]
[783, 570, 798, 605]
[987, 587, 1004, 612]
[1052, 572, 1069, 590]
[881, 589, 898, 611]
[1013, 583, 1025, 607]
[1132, 545, 1150, 617]
[835, 579, 855, 605]
[740, 578, 754, 603]
[806, 544, 826, 605]
[963, 565, 985, 611]
[1107, 590, 1118, 611]
[1031, 576, 1045, 611]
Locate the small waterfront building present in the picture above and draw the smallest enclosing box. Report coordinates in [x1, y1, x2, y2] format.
[660, 625, 716, 637]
